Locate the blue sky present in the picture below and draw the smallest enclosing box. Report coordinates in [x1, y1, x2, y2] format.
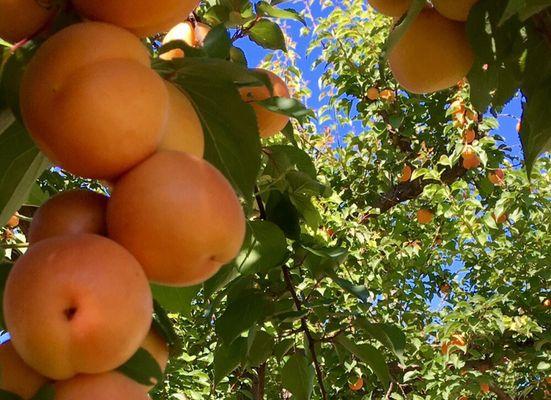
[235, 1, 524, 159]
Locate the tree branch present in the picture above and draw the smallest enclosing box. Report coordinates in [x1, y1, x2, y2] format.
[281, 265, 328, 400]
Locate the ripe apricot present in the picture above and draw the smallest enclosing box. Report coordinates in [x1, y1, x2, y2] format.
[239, 68, 291, 138]
[107, 151, 246, 287]
[0, 0, 55, 43]
[440, 283, 451, 294]
[543, 299, 551, 307]
[450, 99, 465, 116]
[0, 341, 48, 399]
[28, 189, 108, 245]
[20, 22, 169, 179]
[480, 383, 490, 393]
[450, 334, 466, 347]
[488, 169, 505, 186]
[495, 213, 507, 224]
[54, 372, 149, 400]
[72, 0, 200, 38]
[417, 209, 433, 224]
[3, 234, 153, 379]
[161, 21, 211, 60]
[463, 129, 476, 144]
[400, 165, 413, 182]
[389, 8, 474, 94]
[433, 0, 479, 22]
[159, 82, 204, 157]
[369, 0, 412, 17]
[367, 87, 380, 100]
[462, 148, 480, 170]
[6, 214, 19, 228]
[349, 376, 363, 391]
[141, 328, 169, 389]
[380, 89, 396, 102]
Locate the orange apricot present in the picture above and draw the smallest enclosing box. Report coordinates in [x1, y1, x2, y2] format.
[3, 234, 153, 379]
[367, 87, 380, 100]
[140, 328, 169, 389]
[480, 383, 490, 393]
[440, 283, 451, 294]
[160, 21, 211, 60]
[417, 209, 433, 224]
[380, 89, 396, 102]
[28, 189, 108, 245]
[107, 151, 246, 287]
[0, 341, 48, 399]
[463, 129, 476, 144]
[488, 169, 505, 185]
[54, 372, 149, 400]
[19, 22, 169, 179]
[400, 164, 413, 182]
[369, 0, 412, 17]
[349, 376, 364, 391]
[462, 147, 480, 170]
[239, 68, 291, 138]
[432, 0, 479, 21]
[158, 81, 204, 157]
[495, 213, 508, 224]
[543, 299, 551, 307]
[0, 0, 55, 43]
[389, 8, 474, 94]
[6, 214, 19, 228]
[72, 0, 201, 38]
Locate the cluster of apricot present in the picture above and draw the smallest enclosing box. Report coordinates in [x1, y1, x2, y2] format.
[1, 0, 292, 398]
[370, 0, 477, 94]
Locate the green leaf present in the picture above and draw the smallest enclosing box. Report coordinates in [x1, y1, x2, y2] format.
[0, 389, 22, 400]
[0, 47, 34, 119]
[0, 120, 49, 225]
[172, 58, 261, 203]
[203, 24, 232, 59]
[213, 337, 247, 384]
[356, 320, 406, 363]
[256, 2, 307, 26]
[281, 354, 315, 400]
[247, 330, 275, 367]
[248, 19, 287, 51]
[520, 79, 551, 174]
[332, 277, 370, 303]
[151, 284, 201, 316]
[30, 384, 55, 400]
[336, 336, 391, 389]
[153, 301, 183, 357]
[235, 221, 288, 275]
[117, 348, 164, 387]
[274, 338, 295, 360]
[215, 290, 271, 344]
[265, 191, 301, 239]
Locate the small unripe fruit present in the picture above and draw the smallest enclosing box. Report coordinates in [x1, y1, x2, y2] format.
[28, 190, 108, 245]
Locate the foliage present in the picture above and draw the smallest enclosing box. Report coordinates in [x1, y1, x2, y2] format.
[1, 0, 550, 400]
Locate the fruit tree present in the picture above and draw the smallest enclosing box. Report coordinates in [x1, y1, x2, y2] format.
[0, 0, 550, 399]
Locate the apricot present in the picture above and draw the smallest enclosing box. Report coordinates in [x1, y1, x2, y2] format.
[72, 0, 201, 38]
[417, 209, 433, 224]
[159, 81, 204, 157]
[0, 0, 55, 43]
[463, 129, 476, 144]
[488, 169, 505, 185]
[161, 21, 211, 60]
[54, 372, 149, 400]
[369, 0, 412, 17]
[367, 87, 380, 100]
[451, 334, 466, 347]
[433, 0, 479, 22]
[28, 189, 108, 245]
[3, 234, 153, 379]
[107, 151, 246, 287]
[400, 165, 413, 182]
[0, 341, 48, 399]
[495, 213, 508, 224]
[20, 22, 169, 179]
[380, 89, 396, 102]
[389, 8, 474, 94]
[543, 299, 551, 307]
[462, 148, 480, 170]
[450, 99, 465, 116]
[480, 383, 490, 393]
[349, 376, 363, 391]
[6, 214, 19, 228]
[141, 328, 169, 389]
[239, 68, 291, 138]
[440, 283, 451, 294]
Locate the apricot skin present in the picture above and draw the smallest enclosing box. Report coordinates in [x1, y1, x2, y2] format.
[54, 372, 149, 400]
[159, 81, 205, 157]
[432, 0, 479, 21]
[0, 0, 54, 43]
[107, 151, 246, 287]
[161, 21, 211, 60]
[389, 8, 474, 94]
[239, 69, 291, 138]
[369, 0, 412, 17]
[19, 22, 168, 179]
[72, 0, 201, 38]
[3, 234, 153, 380]
[28, 189, 108, 245]
[141, 328, 169, 389]
[0, 341, 48, 399]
